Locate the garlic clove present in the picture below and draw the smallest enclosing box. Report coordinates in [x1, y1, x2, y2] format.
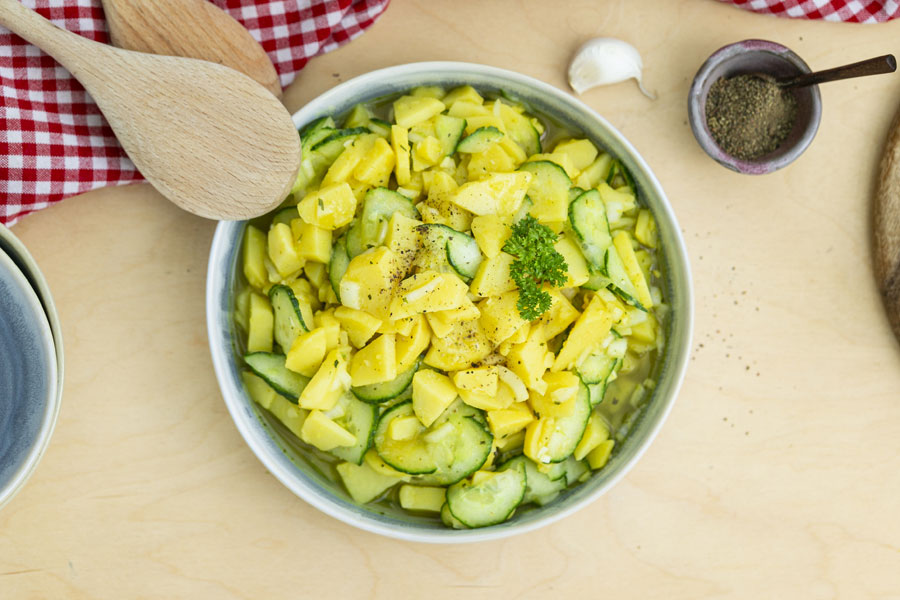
[568, 37, 656, 100]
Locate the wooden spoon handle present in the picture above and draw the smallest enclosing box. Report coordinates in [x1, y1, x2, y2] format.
[782, 55, 897, 88]
[875, 103, 900, 345]
[0, 0, 102, 73]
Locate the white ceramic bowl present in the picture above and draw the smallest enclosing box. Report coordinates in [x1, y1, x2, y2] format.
[0, 224, 62, 511]
[207, 62, 693, 542]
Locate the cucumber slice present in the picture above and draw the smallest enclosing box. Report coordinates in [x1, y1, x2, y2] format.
[344, 103, 374, 128]
[269, 285, 309, 352]
[244, 352, 309, 400]
[503, 455, 566, 506]
[299, 116, 335, 149]
[329, 235, 350, 300]
[311, 127, 370, 162]
[414, 415, 493, 486]
[374, 402, 438, 474]
[579, 351, 622, 405]
[445, 229, 482, 280]
[457, 126, 504, 153]
[542, 380, 592, 463]
[412, 223, 455, 273]
[578, 353, 619, 385]
[605, 245, 646, 310]
[270, 206, 299, 227]
[498, 102, 541, 156]
[360, 188, 419, 249]
[446, 460, 526, 528]
[560, 455, 590, 485]
[581, 272, 611, 291]
[345, 220, 366, 258]
[367, 118, 392, 139]
[434, 114, 466, 156]
[328, 393, 379, 465]
[519, 160, 571, 223]
[352, 361, 419, 404]
[569, 188, 612, 271]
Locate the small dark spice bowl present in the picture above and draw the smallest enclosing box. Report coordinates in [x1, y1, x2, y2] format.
[688, 39, 822, 175]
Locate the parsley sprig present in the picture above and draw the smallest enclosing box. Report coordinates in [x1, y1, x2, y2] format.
[502, 215, 568, 321]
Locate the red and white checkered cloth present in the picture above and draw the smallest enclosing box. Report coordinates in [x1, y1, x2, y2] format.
[723, 0, 899, 23]
[0, 0, 389, 225]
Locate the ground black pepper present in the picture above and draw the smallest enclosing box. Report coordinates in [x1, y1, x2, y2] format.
[705, 74, 798, 160]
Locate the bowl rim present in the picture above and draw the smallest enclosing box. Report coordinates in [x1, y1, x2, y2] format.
[207, 61, 693, 543]
[0, 246, 60, 511]
[687, 39, 823, 175]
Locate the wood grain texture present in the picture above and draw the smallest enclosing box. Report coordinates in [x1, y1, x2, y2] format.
[0, 0, 299, 221]
[875, 104, 900, 343]
[2, 2, 900, 598]
[100, 0, 282, 98]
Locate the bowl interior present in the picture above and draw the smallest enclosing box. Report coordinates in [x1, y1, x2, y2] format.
[207, 62, 693, 542]
[689, 40, 822, 174]
[0, 248, 58, 510]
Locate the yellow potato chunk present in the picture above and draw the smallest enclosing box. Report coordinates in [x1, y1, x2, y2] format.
[322, 134, 377, 187]
[391, 124, 411, 186]
[552, 138, 599, 171]
[388, 414, 424, 441]
[612, 231, 653, 309]
[395, 316, 431, 373]
[339, 246, 400, 320]
[487, 401, 535, 439]
[298, 182, 357, 230]
[295, 222, 332, 264]
[267, 222, 304, 278]
[451, 366, 499, 396]
[469, 252, 517, 298]
[389, 271, 469, 320]
[285, 327, 328, 377]
[247, 292, 274, 353]
[451, 171, 531, 216]
[553, 235, 590, 288]
[393, 95, 446, 128]
[535, 289, 580, 342]
[334, 306, 383, 349]
[411, 369, 458, 427]
[336, 460, 403, 504]
[313, 309, 341, 353]
[349, 334, 397, 387]
[470, 214, 512, 259]
[506, 329, 551, 395]
[574, 415, 610, 461]
[301, 410, 356, 451]
[242, 224, 268, 290]
[298, 348, 350, 411]
[587, 439, 615, 470]
[478, 291, 528, 346]
[353, 137, 395, 187]
[552, 294, 615, 372]
[458, 383, 514, 411]
[398, 485, 446, 513]
[424, 319, 493, 371]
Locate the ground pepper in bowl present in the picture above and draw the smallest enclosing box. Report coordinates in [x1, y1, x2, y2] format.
[705, 74, 798, 161]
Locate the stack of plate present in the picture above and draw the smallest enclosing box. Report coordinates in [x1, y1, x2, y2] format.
[0, 224, 63, 510]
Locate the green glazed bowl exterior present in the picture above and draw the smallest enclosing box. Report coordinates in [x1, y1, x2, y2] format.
[207, 62, 693, 543]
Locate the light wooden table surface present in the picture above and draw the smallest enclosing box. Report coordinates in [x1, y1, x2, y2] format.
[4, 1, 900, 597]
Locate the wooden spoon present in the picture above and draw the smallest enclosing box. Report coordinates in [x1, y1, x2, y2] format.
[0, 0, 300, 221]
[875, 104, 900, 345]
[100, 0, 282, 98]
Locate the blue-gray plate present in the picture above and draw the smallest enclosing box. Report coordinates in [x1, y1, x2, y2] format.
[0, 248, 58, 509]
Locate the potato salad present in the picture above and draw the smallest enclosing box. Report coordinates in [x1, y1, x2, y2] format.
[234, 85, 666, 529]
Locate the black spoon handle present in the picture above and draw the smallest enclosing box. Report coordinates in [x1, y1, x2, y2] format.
[780, 54, 897, 89]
